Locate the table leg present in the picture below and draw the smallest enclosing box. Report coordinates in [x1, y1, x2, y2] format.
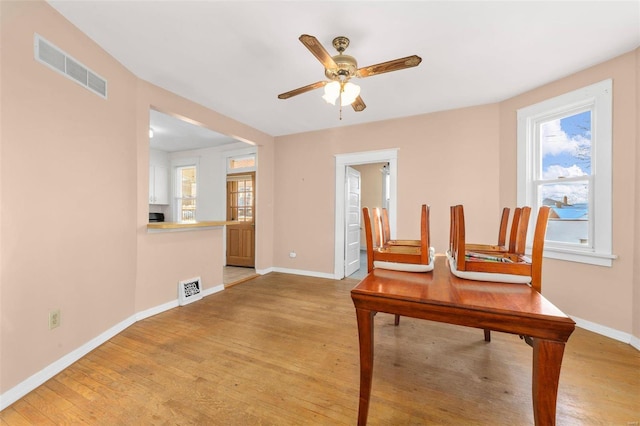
[355, 308, 375, 426]
[532, 339, 566, 426]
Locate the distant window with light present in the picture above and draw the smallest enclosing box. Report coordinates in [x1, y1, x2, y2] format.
[228, 155, 255, 171]
[176, 165, 197, 222]
[517, 79, 613, 266]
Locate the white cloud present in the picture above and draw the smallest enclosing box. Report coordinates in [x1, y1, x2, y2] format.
[541, 182, 589, 204]
[543, 164, 587, 179]
[540, 119, 590, 157]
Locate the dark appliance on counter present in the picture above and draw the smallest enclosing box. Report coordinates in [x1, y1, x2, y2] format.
[149, 212, 165, 223]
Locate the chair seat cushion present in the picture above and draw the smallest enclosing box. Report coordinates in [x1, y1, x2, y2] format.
[374, 247, 435, 273]
[446, 251, 532, 284]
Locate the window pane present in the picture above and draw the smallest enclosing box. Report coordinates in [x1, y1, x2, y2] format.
[181, 167, 196, 197]
[229, 157, 255, 169]
[541, 182, 589, 245]
[540, 110, 591, 180]
[178, 166, 196, 222]
[180, 198, 196, 222]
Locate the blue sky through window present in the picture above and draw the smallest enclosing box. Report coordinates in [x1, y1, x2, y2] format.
[541, 110, 591, 179]
[540, 110, 591, 221]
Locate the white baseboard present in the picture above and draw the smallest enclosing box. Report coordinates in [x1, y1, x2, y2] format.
[0, 314, 136, 411]
[631, 335, 640, 351]
[202, 283, 225, 297]
[255, 267, 272, 275]
[0, 283, 226, 412]
[271, 267, 335, 280]
[571, 315, 639, 350]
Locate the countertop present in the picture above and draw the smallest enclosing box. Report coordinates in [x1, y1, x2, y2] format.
[147, 220, 236, 230]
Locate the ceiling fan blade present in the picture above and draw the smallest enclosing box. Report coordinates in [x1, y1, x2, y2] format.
[351, 96, 366, 112]
[278, 81, 327, 100]
[356, 55, 422, 78]
[299, 34, 338, 70]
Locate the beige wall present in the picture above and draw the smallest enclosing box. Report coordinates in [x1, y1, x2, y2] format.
[273, 104, 501, 273]
[1, 0, 138, 393]
[0, 1, 274, 396]
[134, 81, 273, 313]
[498, 50, 638, 334]
[1, 0, 638, 407]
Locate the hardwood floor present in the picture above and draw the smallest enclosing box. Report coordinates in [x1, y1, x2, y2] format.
[2, 273, 638, 425]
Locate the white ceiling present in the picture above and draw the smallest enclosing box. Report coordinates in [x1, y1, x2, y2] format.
[149, 109, 239, 152]
[49, 1, 639, 138]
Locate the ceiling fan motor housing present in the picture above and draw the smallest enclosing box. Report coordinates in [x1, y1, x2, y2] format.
[325, 54, 358, 81]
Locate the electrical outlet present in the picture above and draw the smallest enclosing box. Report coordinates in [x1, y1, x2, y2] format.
[49, 309, 61, 329]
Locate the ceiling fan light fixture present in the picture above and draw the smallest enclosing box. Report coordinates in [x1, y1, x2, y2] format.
[340, 82, 360, 106]
[322, 81, 341, 105]
[322, 81, 360, 106]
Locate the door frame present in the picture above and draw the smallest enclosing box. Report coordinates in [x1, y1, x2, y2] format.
[223, 147, 257, 268]
[334, 149, 398, 279]
[344, 166, 361, 277]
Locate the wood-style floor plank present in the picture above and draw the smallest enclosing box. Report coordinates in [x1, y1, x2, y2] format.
[1, 272, 638, 425]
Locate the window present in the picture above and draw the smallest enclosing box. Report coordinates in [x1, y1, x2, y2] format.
[517, 79, 614, 266]
[176, 165, 197, 222]
[227, 173, 254, 222]
[228, 155, 255, 172]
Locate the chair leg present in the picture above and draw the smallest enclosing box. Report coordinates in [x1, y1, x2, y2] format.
[484, 329, 491, 342]
[394, 314, 400, 326]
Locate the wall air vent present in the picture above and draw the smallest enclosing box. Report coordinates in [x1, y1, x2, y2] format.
[178, 277, 203, 306]
[34, 34, 107, 99]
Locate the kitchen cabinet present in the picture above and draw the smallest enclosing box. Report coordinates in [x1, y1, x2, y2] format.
[149, 165, 169, 204]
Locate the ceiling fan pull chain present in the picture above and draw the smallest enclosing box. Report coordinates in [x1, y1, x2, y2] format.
[339, 82, 343, 120]
[338, 82, 344, 121]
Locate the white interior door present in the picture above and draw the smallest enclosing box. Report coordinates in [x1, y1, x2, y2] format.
[345, 166, 361, 277]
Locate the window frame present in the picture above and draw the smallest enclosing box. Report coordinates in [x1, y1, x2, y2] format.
[517, 79, 614, 267]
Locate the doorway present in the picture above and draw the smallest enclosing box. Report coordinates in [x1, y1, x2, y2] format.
[226, 172, 255, 268]
[334, 149, 398, 279]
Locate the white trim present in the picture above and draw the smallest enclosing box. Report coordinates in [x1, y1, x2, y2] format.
[517, 79, 613, 266]
[571, 315, 638, 350]
[136, 300, 178, 321]
[271, 267, 335, 280]
[542, 246, 616, 266]
[202, 284, 225, 297]
[0, 314, 135, 411]
[334, 149, 399, 279]
[0, 284, 225, 411]
[631, 336, 640, 352]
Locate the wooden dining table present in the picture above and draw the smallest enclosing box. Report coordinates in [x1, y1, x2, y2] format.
[351, 254, 575, 425]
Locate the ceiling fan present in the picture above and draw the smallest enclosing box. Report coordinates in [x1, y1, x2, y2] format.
[278, 34, 422, 118]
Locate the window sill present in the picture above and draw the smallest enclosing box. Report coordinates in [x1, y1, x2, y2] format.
[542, 246, 616, 267]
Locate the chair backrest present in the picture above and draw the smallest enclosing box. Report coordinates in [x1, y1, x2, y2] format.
[381, 208, 391, 245]
[362, 207, 376, 273]
[450, 204, 551, 293]
[497, 207, 510, 247]
[509, 206, 531, 255]
[363, 204, 431, 273]
[452, 205, 466, 271]
[529, 206, 551, 293]
[371, 208, 384, 248]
